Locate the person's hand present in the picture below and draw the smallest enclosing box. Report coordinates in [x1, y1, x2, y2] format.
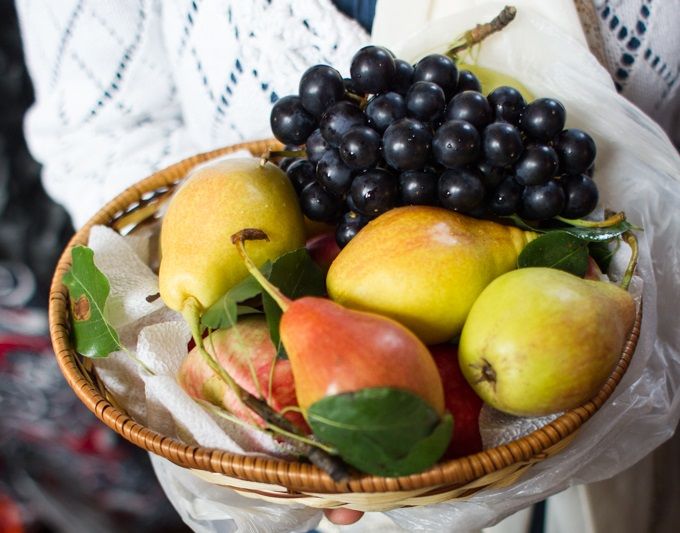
[324, 508, 364, 525]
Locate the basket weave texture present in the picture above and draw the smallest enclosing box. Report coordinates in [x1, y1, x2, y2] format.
[48, 139, 641, 511]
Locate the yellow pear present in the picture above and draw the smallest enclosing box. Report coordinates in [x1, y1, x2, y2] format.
[158, 158, 305, 315]
[459, 267, 636, 416]
[326, 206, 536, 344]
[460, 62, 534, 101]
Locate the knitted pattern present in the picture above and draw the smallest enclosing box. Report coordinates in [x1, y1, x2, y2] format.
[16, 0, 368, 228]
[592, 0, 680, 145]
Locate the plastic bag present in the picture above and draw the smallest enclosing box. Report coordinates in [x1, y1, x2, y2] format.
[99, 4, 680, 532]
[381, 4, 680, 530]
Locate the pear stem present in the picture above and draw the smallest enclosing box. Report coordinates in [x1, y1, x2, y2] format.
[182, 297, 245, 403]
[620, 231, 639, 291]
[231, 229, 291, 311]
[446, 5, 517, 58]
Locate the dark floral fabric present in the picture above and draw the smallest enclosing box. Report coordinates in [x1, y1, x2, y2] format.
[0, 3, 187, 531]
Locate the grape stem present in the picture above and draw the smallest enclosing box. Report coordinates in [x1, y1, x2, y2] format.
[446, 5, 517, 58]
[556, 211, 626, 228]
[345, 90, 368, 109]
[260, 149, 307, 167]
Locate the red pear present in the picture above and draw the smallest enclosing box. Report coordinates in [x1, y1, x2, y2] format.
[281, 297, 445, 415]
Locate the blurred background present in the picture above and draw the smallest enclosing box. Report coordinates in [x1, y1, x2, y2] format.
[0, 3, 188, 531]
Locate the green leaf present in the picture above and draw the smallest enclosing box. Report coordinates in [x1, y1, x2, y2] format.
[518, 231, 590, 276]
[261, 248, 326, 349]
[307, 388, 453, 477]
[559, 220, 634, 242]
[62, 246, 121, 358]
[201, 263, 272, 329]
[588, 240, 619, 273]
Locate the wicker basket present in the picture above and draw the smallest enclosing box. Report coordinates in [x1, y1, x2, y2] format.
[48, 139, 641, 512]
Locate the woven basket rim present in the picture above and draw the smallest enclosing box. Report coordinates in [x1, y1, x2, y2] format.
[48, 138, 642, 496]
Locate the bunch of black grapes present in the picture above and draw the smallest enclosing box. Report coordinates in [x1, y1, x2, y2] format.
[270, 45, 598, 248]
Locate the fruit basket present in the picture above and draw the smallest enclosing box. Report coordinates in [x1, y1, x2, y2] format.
[48, 138, 642, 512]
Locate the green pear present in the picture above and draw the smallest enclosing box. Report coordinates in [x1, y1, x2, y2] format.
[326, 206, 536, 344]
[158, 158, 305, 315]
[459, 267, 636, 416]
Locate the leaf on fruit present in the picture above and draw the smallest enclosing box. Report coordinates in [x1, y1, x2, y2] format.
[261, 248, 326, 349]
[559, 220, 635, 242]
[62, 246, 121, 358]
[201, 263, 272, 329]
[518, 231, 589, 276]
[307, 388, 453, 477]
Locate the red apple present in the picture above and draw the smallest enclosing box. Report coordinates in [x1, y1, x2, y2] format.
[305, 231, 340, 272]
[584, 255, 604, 280]
[430, 343, 483, 459]
[179, 316, 307, 431]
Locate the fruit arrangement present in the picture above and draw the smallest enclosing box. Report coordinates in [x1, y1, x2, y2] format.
[62, 9, 640, 484]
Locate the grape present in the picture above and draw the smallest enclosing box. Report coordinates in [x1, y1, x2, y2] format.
[514, 144, 559, 186]
[299, 64, 345, 118]
[487, 86, 525, 125]
[456, 70, 482, 93]
[350, 169, 399, 217]
[286, 159, 315, 193]
[433, 120, 481, 168]
[488, 176, 523, 215]
[305, 129, 330, 163]
[406, 81, 446, 122]
[278, 156, 300, 172]
[477, 160, 505, 190]
[365, 92, 406, 133]
[300, 181, 341, 222]
[438, 167, 485, 212]
[399, 168, 438, 205]
[520, 98, 566, 141]
[383, 118, 432, 171]
[349, 45, 396, 94]
[393, 59, 415, 95]
[413, 54, 458, 97]
[270, 95, 316, 145]
[339, 125, 381, 170]
[521, 179, 565, 219]
[346, 191, 360, 213]
[482, 122, 523, 167]
[446, 90, 493, 130]
[319, 101, 366, 147]
[316, 149, 354, 196]
[336, 211, 369, 248]
[561, 173, 599, 219]
[555, 129, 596, 175]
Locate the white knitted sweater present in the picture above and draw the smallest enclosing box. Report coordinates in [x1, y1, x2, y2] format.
[18, 1, 679, 230]
[16, 0, 369, 228]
